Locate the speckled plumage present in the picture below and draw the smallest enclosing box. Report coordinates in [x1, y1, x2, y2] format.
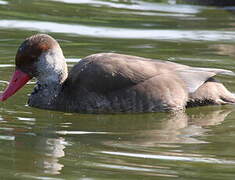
[4, 34, 235, 113]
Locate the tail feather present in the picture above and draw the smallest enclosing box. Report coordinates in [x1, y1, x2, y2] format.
[187, 78, 235, 107]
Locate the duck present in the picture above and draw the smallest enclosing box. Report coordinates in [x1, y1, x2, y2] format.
[0, 34, 235, 113]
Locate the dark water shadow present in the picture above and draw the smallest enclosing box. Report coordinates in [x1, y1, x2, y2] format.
[0, 106, 234, 176]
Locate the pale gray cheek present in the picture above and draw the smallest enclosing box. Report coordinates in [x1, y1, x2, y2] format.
[36, 56, 53, 78]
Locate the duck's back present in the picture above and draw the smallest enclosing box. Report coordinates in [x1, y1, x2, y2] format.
[59, 53, 189, 113]
[57, 53, 235, 113]
[67, 53, 189, 92]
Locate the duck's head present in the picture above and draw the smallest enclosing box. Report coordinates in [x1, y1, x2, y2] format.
[0, 34, 68, 101]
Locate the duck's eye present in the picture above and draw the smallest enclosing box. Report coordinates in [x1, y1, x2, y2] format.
[18, 42, 28, 52]
[19, 47, 23, 52]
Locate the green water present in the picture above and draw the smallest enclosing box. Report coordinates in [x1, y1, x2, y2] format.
[1, 0, 235, 179]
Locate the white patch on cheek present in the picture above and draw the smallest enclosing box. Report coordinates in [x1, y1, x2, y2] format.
[36, 47, 67, 83]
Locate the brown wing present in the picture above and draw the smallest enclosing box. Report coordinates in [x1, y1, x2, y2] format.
[64, 53, 234, 94]
[65, 53, 189, 93]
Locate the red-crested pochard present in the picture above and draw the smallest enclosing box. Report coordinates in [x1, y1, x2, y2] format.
[0, 34, 235, 113]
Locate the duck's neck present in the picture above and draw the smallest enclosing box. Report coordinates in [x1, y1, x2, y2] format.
[28, 80, 63, 109]
[36, 47, 68, 85]
[28, 46, 69, 109]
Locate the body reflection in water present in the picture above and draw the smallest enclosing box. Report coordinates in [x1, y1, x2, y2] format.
[123, 108, 231, 146]
[12, 128, 66, 175]
[36, 137, 65, 175]
[0, 106, 234, 176]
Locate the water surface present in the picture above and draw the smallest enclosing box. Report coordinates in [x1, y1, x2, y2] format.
[1, 0, 235, 179]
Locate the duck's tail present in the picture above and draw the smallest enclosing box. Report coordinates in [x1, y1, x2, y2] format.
[187, 77, 235, 107]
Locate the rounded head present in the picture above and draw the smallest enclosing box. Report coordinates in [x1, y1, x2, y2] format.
[15, 34, 59, 76]
[0, 34, 66, 102]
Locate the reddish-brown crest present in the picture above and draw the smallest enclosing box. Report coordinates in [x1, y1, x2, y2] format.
[15, 34, 58, 76]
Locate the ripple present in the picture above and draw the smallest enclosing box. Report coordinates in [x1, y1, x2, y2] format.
[16, 174, 64, 180]
[0, 135, 15, 141]
[0, 20, 235, 42]
[17, 117, 36, 121]
[94, 163, 157, 172]
[0, 127, 14, 131]
[0, 80, 9, 85]
[89, 162, 177, 177]
[56, 130, 108, 135]
[65, 58, 81, 63]
[117, 11, 195, 18]
[0, 64, 14, 68]
[101, 151, 235, 164]
[51, 0, 201, 14]
[174, 57, 220, 62]
[0, 0, 7, 5]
